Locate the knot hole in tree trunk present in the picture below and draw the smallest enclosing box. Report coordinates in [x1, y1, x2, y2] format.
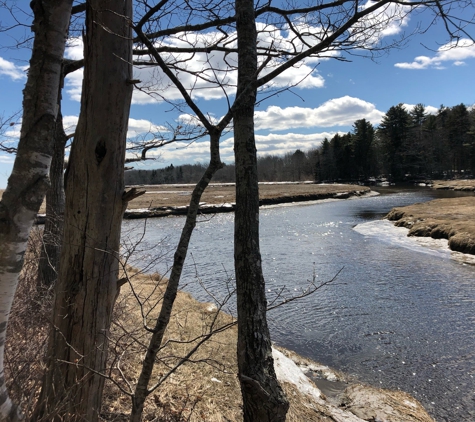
[95, 138, 107, 165]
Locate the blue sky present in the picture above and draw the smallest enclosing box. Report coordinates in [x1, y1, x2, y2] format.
[1, 2, 475, 188]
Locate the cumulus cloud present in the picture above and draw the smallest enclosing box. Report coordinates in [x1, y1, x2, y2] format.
[0, 57, 26, 81]
[61, 115, 167, 139]
[402, 103, 438, 115]
[255, 132, 338, 155]
[254, 96, 385, 131]
[62, 115, 79, 135]
[395, 38, 475, 69]
[127, 118, 168, 138]
[2, 115, 166, 150]
[350, 1, 411, 47]
[63, 24, 328, 105]
[140, 130, 342, 166]
[64, 70, 83, 102]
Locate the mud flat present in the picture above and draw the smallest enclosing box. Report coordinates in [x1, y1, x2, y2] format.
[386, 196, 475, 255]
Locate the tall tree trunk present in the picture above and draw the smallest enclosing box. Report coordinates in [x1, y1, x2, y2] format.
[234, 0, 289, 421]
[35, 1, 133, 420]
[38, 109, 67, 288]
[0, 1, 72, 420]
[130, 130, 222, 422]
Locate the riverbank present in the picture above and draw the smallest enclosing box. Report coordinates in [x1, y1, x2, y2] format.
[104, 266, 434, 421]
[432, 179, 475, 191]
[1, 182, 370, 223]
[122, 182, 371, 219]
[386, 196, 475, 255]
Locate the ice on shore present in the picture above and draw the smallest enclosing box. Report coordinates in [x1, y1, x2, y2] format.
[354, 219, 475, 264]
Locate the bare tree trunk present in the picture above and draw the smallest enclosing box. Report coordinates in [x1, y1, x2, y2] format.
[233, 0, 289, 420]
[0, 1, 72, 420]
[130, 130, 223, 422]
[38, 109, 67, 288]
[35, 1, 133, 420]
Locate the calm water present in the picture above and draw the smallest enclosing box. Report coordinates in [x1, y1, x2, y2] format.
[123, 186, 475, 421]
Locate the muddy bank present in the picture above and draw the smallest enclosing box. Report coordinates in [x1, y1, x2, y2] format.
[386, 196, 475, 255]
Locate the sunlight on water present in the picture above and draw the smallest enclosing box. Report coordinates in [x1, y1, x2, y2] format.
[122, 187, 475, 421]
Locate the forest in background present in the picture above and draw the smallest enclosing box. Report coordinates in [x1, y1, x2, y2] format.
[126, 102, 475, 185]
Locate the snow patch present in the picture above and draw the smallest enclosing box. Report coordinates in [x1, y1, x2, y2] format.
[354, 219, 475, 264]
[272, 347, 322, 401]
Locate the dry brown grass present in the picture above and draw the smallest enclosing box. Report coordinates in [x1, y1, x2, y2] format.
[0, 183, 369, 214]
[124, 183, 369, 210]
[5, 238, 332, 421]
[103, 266, 339, 421]
[5, 227, 52, 417]
[386, 196, 475, 254]
[432, 179, 475, 191]
[6, 221, 435, 421]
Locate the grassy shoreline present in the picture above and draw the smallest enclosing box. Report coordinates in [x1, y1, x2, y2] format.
[123, 182, 371, 219]
[102, 267, 434, 421]
[386, 195, 475, 255]
[3, 182, 443, 420]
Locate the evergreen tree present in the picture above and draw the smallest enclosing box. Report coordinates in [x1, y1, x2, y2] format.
[378, 104, 411, 180]
[352, 119, 375, 180]
[445, 103, 471, 174]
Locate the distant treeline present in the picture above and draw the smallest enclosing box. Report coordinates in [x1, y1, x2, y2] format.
[316, 103, 475, 182]
[125, 103, 475, 185]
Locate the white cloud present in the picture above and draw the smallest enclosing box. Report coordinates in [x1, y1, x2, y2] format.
[140, 130, 342, 166]
[402, 104, 438, 115]
[62, 115, 79, 135]
[127, 118, 169, 138]
[64, 38, 84, 60]
[254, 96, 385, 131]
[64, 24, 328, 105]
[0, 57, 26, 81]
[2, 115, 166, 150]
[0, 154, 14, 164]
[395, 38, 475, 70]
[255, 132, 337, 155]
[64, 70, 83, 102]
[351, 1, 411, 47]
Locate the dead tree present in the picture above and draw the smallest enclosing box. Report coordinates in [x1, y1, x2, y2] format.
[34, 1, 135, 420]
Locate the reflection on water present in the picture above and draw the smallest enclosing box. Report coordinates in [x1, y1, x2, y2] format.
[123, 186, 475, 422]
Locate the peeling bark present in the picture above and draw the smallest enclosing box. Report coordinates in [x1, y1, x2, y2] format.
[0, 1, 72, 420]
[34, 1, 133, 420]
[234, 0, 289, 420]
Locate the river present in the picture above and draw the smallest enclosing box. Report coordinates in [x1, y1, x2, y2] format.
[123, 186, 475, 422]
